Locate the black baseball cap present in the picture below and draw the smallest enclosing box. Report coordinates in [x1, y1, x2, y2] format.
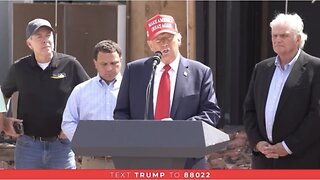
[26, 18, 54, 39]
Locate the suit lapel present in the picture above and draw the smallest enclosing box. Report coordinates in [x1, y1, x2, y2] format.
[144, 59, 156, 119]
[260, 59, 276, 136]
[260, 60, 276, 107]
[276, 51, 307, 115]
[171, 57, 189, 118]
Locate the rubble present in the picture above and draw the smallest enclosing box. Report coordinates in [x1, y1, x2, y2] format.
[207, 125, 251, 169]
[0, 125, 252, 169]
[0, 142, 15, 169]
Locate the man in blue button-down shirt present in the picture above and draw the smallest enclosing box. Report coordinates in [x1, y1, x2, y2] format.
[61, 40, 122, 169]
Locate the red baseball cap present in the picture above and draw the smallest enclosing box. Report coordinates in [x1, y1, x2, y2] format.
[145, 14, 178, 41]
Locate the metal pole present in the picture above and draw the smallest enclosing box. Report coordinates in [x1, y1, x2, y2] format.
[285, 0, 288, 14]
[186, 1, 190, 58]
[54, 0, 58, 51]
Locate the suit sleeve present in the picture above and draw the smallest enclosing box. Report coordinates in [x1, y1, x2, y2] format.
[284, 62, 320, 155]
[113, 64, 131, 119]
[243, 65, 264, 149]
[188, 67, 221, 127]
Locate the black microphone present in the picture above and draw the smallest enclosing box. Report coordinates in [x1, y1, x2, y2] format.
[144, 51, 162, 120]
[150, 51, 162, 69]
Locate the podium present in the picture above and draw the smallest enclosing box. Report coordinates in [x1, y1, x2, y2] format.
[71, 120, 230, 169]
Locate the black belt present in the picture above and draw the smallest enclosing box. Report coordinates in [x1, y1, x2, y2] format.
[27, 135, 58, 142]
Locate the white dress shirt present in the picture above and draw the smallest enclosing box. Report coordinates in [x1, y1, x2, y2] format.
[153, 53, 181, 115]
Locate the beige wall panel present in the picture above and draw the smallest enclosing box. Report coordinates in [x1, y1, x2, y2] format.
[128, 1, 147, 61]
[186, 1, 196, 59]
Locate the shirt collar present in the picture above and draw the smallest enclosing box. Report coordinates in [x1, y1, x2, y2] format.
[96, 73, 122, 88]
[157, 53, 181, 73]
[274, 49, 301, 70]
[30, 51, 56, 69]
[50, 51, 59, 68]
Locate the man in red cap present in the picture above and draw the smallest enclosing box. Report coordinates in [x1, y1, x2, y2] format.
[114, 14, 221, 169]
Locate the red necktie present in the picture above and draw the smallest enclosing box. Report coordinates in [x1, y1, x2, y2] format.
[155, 65, 171, 120]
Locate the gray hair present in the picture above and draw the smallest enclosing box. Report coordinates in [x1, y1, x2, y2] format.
[270, 13, 308, 49]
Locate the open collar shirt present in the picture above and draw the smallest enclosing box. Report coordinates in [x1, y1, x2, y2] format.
[265, 49, 301, 153]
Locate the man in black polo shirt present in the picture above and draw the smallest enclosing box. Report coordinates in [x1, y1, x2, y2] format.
[1, 18, 89, 169]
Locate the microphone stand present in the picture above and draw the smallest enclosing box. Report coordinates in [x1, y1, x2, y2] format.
[144, 61, 158, 120]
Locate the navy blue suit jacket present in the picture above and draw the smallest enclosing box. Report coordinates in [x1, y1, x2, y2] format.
[114, 56, 220, 126]
[114, 56, 221, 169]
